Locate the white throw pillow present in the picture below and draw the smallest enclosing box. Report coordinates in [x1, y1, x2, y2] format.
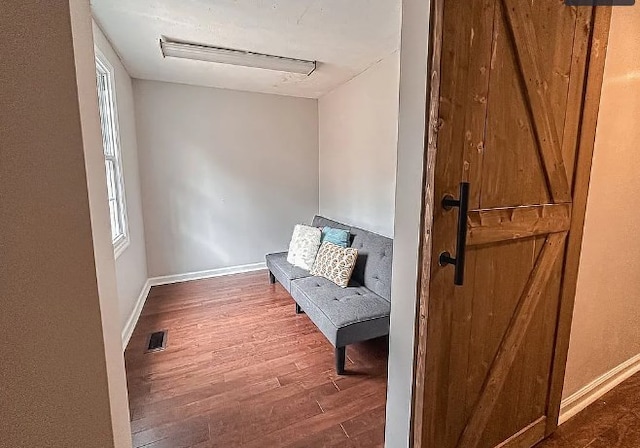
[287, 224, 322, 270]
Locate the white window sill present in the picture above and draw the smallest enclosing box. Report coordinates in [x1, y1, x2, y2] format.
[113, 235, 130, 260]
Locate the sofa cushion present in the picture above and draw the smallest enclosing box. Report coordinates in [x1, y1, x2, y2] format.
[290, 276, 391, 347]
[265, 252, 312, 292]
[349, 229, 393, 301]
[310, 242, 358, 288]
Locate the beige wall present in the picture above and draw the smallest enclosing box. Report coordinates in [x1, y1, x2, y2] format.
[1, 1, 131, 447]
[133, 80, 319, 278]
[563, 5, 640, 399]
[70, 1, 132, 444]
[93, 22, 149, 340]
[318, 52, 400, 237]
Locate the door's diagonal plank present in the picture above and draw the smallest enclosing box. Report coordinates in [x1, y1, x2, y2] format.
[495, 417, 546, 448]
[467, 203, 572, 246]
[500, 0, 571, 203]
[456, 232, 567, 448]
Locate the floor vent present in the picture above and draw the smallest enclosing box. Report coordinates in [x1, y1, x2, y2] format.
[146, 330, 168, 353]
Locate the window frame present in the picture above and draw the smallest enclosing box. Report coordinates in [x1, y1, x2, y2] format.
[95, 48, 130, 258]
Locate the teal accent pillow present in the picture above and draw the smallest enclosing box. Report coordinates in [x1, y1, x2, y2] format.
[321, 227, 350, 248]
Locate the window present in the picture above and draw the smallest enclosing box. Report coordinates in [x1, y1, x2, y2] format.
[95, 51, 129, 257]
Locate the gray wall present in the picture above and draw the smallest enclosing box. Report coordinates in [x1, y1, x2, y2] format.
[93, 22, 149, 337]
[133, 80, 319, 278]
[385, 0, 431, 446]
[318, 52, 401, 237]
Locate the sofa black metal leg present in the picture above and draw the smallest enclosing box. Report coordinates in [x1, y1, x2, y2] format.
[295, 303, 304, 314]
[335, 346, 346, 375]
[268, 271, 276, 284]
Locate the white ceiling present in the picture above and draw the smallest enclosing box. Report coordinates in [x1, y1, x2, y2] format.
[90, 0, 402, 99]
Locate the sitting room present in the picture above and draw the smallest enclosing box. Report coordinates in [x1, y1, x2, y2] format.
[90, 0, 401, 446]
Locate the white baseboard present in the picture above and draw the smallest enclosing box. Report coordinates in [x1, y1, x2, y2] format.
[121, 279, 151, 350]
[120, 262, 268, 351]
[148, 262, 267, 287]
[559, 353, 640, 424]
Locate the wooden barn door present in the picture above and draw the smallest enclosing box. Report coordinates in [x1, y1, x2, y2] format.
[413, 2, 611, 448]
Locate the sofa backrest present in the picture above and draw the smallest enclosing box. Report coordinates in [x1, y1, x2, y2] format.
[312, 215, 393, 302]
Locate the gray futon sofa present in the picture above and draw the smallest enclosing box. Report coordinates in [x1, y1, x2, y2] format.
[265, 216, 393, 374]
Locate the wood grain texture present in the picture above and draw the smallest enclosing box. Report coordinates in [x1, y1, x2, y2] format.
[467, 204, 571, 246]
[415, 0, 499, 443]
[125, 271, 388, 448]
[480, 1, 552, 210]
[457, 233, 566, 448]
[412, 1, 609, 447]
[501, 0, 570, 203]
[561, 7, 594, 188]
[544, 6, 613, 436]
[447, 2, 497, 442]
[496, 417, 546, 448]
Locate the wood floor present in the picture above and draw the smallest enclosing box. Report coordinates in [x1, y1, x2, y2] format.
[537, 371, 640, 448]
[125, 269, 640, 448]
[125, 271, 388, 448]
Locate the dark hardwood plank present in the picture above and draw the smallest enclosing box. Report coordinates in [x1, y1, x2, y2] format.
[538, 370, 640, 448]
[125, 271, 388, 447]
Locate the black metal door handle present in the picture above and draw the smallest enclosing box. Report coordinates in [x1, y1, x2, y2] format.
[439, 182, 469, 286]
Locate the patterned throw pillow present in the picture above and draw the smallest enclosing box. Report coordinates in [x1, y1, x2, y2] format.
[310, 242, 358, 288]
[287, 224, 322, 270]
